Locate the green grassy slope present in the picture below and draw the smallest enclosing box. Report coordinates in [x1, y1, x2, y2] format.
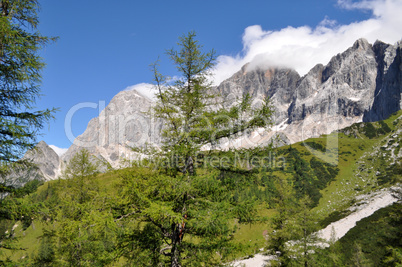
[1, 111, 401, 264]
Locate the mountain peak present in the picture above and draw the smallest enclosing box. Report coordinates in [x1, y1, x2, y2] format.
[352, 38, 371, 50]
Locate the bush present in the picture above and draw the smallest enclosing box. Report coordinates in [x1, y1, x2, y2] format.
[363, 122, 377, 139]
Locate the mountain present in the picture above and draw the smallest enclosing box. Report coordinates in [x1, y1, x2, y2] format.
[2, 141, 61, 188]
[61, 89, 163, 168]
[3, 38, 394, 182]
[59, 38, 401, 169]
[216, 38, 401, 145]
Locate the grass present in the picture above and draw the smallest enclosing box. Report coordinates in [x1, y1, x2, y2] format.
[231, 206, 275, 257]
[2, 110, 402, 264]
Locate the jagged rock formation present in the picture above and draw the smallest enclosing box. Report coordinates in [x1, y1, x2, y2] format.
[26, 141, 62, 180]
[364, 40, 402, 122]
[53, 38, 402, 173]
[61, 90, 163, 168]
[2, 141, 61, 188]
[215, 38, 402, 146]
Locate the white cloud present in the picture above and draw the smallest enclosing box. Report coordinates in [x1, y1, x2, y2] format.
[49, 145, 68, 156]
[212, 0, 402, 85]
[124, 83, 156, 100]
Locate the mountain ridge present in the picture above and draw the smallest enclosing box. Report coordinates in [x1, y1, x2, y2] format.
[15, 38, 402, 180]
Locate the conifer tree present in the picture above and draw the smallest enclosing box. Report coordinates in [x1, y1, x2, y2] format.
[0, 0, 56, 256]
[120, 31, 273, 266]
[50, 150, 117, 266]
[0, 0, 57, 166]
[267, 175, 296, 266]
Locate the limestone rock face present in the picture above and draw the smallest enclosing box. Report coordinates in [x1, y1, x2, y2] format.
[363, 40, 402, 122]
[26, 141, 61, 180]
[61, 90, 162, 168]
[284, 38, 379, 142]
[2, 141, 61, 188]
[56, 38, 402, 170]
[216, 38, 401, 145]
[217, 64, 300, 125]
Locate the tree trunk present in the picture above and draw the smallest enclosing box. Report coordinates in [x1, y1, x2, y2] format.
[184, 156, 194, 175]
[171, 228, 181, 267]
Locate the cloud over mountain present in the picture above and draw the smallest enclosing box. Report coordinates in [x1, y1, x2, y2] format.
[213, 0, 402, 84]
[49, 145, 68, 157]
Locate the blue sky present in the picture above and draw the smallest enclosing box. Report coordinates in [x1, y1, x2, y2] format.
[35, 0, 402, 154]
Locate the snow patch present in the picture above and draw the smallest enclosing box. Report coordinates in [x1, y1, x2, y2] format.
[348, 97, 361, 102]
[272, 119, 289, 131]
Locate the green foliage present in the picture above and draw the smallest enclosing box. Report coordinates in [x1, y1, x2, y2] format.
[379, 120, 392, 135]
[276, 146, 338, 207]
[61, 149, 100, 204]
[0, 0, 56, 259]
[336, 203, 402, 266]
[116, 167, 237, 266]
[266, 175, 296, 266]
[0, 0, 57, 164]
[32, 232, 56, 266]
[362, 121, 391, 139]
[363, 122, 377, 138]
[57, 153, 117, 266]
[303, 141, 326, 153]
[150, 31, 273, 175]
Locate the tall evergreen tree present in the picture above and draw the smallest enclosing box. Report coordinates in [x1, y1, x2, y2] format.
[267, 175, 297, 266]
[151, 31, 272, 175]
[0, 0, 56, 166]
[51, 149, 117, 266]
[0, 0, 56, 258]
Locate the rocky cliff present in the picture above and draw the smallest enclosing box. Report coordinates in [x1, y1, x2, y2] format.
[61, 89, 163, 168]
[50, 38, 402, 176]
[2, 141, 61, 188]
[215, 38, 401, 145]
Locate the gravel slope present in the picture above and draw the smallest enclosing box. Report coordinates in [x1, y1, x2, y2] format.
[230, 187, 399, 267]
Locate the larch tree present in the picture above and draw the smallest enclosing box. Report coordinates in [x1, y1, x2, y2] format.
[0, 0, 56, 167]
[119, 31, 274, 266]
[0, 0, 56, 258]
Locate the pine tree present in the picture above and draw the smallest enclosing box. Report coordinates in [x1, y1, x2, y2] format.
[151, 31, 272, 175]
[290, 196, 322, 267]
[50, 150, 117, 266]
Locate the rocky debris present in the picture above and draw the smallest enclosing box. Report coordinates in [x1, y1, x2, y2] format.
[230, 186, 400, 267]
[231, 253, 276, 267]
[316, 187, 399, 248]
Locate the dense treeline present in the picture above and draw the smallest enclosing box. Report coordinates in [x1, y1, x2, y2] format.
[1, 144, 399, 266]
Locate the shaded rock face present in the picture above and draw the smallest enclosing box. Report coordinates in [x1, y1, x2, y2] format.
[217, 64, 300, 125]
[363, 41, 402, 122]
[61, 38, 402, 167]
